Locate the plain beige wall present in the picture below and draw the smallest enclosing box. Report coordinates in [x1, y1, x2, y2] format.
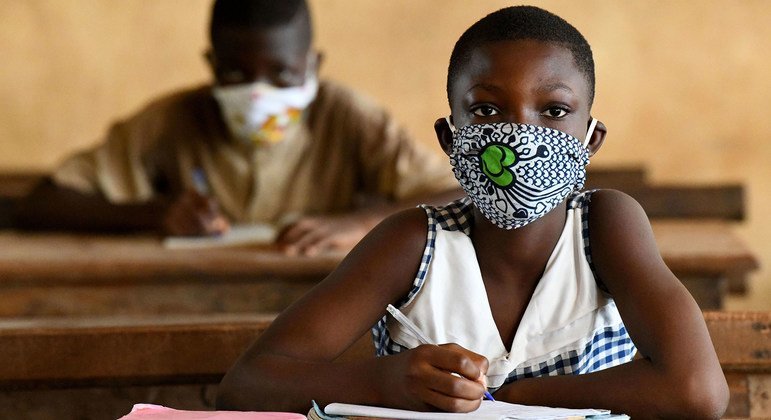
[1, 1, 769, 309]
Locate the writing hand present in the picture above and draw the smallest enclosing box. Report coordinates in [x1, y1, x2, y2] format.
[377, 343, 489, 412]
[162, 190, 230, 236]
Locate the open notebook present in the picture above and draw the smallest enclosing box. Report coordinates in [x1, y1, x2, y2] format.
[319, 400, 619, 420]
[162, 224, 278, 250]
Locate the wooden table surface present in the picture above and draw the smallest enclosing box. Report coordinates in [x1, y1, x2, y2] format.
[0, 221, 758, 312]
[650, 221, 759, 276]
[0, 311, 767, 417]
[0, 231, 344, 285]
[0, 221, 758, 283]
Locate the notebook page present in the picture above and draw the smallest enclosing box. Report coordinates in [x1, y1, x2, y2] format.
[163, 224, 277, 249]
[324, 400, 610, 420]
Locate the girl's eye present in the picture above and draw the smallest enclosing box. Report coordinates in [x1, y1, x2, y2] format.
[542, 107, 569, 118]
[472, 105, 499, 117]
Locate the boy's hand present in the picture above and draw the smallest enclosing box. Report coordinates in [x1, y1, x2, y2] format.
[378, 343, 489, 413]
[275, 213, 375, 256]
[161, 190, 230, 236]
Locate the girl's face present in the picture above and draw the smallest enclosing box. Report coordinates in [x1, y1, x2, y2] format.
[449, 39, 592, 142]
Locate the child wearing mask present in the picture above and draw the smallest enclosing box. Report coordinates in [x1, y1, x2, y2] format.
[216, 5, 728, 418]
[16, 0, 460, 256]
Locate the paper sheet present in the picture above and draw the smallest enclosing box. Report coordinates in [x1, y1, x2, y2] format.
[324, 400, 611, 420]
[162, 224, 277, 250]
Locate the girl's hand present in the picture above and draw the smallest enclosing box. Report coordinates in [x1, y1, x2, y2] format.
[377, 343, 489, 412]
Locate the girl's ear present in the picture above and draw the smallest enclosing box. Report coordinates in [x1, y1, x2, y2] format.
[434, 117, 454, 156]
[586, 119, 607, 157]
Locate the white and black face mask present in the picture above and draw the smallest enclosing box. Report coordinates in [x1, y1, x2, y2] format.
[448, 118, 596, 229]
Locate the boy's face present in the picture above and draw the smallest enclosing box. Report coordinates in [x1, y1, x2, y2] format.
[207, 23, 316, 88]
[448, 39, 594, 142]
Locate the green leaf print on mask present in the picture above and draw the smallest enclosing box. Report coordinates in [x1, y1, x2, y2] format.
[480, 144, 517, 187]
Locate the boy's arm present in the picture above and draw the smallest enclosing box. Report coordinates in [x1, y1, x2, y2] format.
[217, 208, 487, 413]
[275, 187, 463, 255]
[14, 179, 228, 235]
[276, 80, 462, 256]
[493, 189, 729, 418]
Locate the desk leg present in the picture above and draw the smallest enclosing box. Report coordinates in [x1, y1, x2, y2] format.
[728, 273, 749, 295]
[749, 374, 771, 418]
[725, 372, 749, 418]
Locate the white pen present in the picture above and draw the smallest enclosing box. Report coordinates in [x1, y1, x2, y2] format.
[191, 168, 210, 195]
[386, 304, 433, 345]
[385, 304, 496, 401]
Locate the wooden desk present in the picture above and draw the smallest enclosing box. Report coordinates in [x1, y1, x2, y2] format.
[0, 220, 758, 315]
[0, 232, 342, 283]
[705, 311, 771, 418]
[0, 311, 766, 419]
[0, 230, 344, 316]
[651, 221, 759, 309]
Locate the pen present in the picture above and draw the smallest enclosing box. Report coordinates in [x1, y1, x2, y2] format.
[192, 168, 210, 195]
[386, 304, 496, 402]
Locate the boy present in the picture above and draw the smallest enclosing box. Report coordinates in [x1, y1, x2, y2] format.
[216, 6, 728, 418]
[16, 0, 460, 255]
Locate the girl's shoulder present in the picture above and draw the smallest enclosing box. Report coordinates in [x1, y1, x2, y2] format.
[582, 188, 647, 223]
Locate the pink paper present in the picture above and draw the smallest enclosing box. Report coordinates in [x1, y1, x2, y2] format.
[118, 404, 306, 420]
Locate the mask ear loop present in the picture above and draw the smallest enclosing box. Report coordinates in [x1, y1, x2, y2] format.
[445, 116, 457, 133]
[583, 118, 598, 148]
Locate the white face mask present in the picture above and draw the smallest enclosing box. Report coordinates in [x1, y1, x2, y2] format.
[212, 72, 318, 145]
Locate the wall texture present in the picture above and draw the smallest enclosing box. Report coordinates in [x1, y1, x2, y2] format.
[1, 0, 769, 309]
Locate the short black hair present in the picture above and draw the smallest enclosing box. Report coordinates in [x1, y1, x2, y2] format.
[209, 0, 312, 46]
[447, 6, 595, 105]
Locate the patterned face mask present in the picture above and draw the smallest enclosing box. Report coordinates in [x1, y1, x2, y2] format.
[448, 118, 596, 229]
[212, 72, 318, 145]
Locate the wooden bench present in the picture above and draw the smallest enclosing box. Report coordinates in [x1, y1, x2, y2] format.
[625, 184, 745, 221]
[0, 313, 372, 419]
[0, 169, 745, 221]
[6, 169, 644, 198]
[1, 168, 744, 221]
[0, 311, 767, 418]
[0, 314, 276, 418]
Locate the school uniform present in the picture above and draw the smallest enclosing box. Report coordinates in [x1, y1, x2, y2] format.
[372, 191, 637, 390]
[52, 80, 457, 223]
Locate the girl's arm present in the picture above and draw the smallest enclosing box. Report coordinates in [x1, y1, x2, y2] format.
[494, 189, 729, 419]
[216, 208, 489, 413]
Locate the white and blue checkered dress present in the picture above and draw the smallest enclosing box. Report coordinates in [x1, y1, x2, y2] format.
[371, 191, 636, 390]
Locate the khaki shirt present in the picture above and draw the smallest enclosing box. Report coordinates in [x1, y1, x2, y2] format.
[53, 80, 458, 223]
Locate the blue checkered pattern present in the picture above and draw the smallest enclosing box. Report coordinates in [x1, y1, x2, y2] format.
[497, 325, 636, 388]
[372, 191, 637, 378]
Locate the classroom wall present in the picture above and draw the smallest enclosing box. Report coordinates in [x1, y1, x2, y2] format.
[1, 0, 769, 309]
